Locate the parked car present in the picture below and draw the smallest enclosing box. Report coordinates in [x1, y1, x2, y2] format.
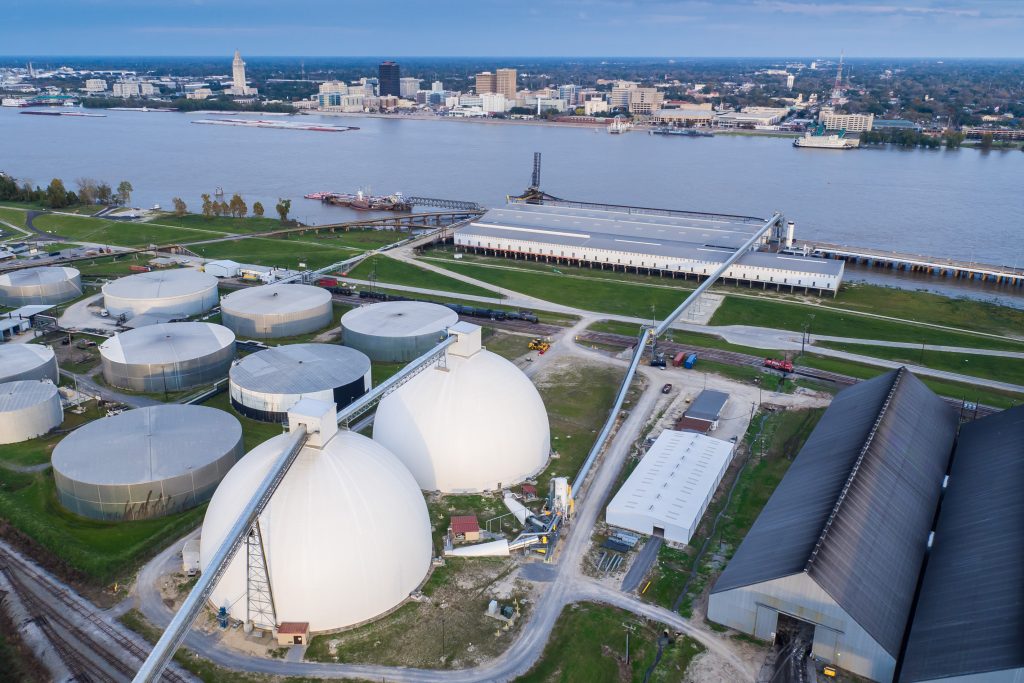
[661, 383, 673, 394]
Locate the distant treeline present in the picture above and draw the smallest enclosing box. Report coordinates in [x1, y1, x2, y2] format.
[81, 97, 295, 113]
[860, 129, 965, 149]
[0, 172, 133, 209]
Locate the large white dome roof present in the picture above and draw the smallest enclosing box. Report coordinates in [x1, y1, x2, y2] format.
[373, 349, 550, 492]
[201, 431, 432, 632]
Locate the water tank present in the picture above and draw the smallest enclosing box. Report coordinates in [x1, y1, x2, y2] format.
[374, 325, 550, 492]
[0, 344, 58, 383]
[341, 301, 457, 362]
[102, 268, 218, 320]
[229, 343, 371, 422]
[0, 266, 82, 306]
[200, 429, 431, 632]
[0, 380, 62, 444]
[99, 322, 235, 392]
[52, 405, 244, 520]
[220, 283, 333, 339]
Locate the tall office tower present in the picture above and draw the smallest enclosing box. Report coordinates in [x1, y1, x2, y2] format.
[378, 61, 401, 97]
[496, 68, 517, 100]
[475, 71, 497, 94]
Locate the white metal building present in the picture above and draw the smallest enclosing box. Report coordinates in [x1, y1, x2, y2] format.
[606, 430, 733, 544]
[201, 400, 432, 633]
[220, 283, 333, 339]
[457, 203, 843, 295]
[374, 322, 550, 492]
[0, 380, 63, 444]
[203, 260, 241, 278]
[102, 269, 219, 320]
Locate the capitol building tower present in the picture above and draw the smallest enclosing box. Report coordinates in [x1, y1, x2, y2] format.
[229, 50, 257, 96]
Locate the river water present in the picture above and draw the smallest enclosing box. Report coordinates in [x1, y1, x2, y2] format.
[2, 107, 1023, 302]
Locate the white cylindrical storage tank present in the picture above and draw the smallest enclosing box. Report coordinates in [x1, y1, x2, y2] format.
[0, 344, 59, 383]
[341, 301, 457, 362]
[229, 343, 371, 422]
[101, 268, 218, 320]
[201, 430, 432, 632]
[99, 322, 235, 392]
[220, 283, 333, 339]
[786, 221, 795, 248]
[0, 380, 63, 444]
[373, 346, 550, 493]
[0, 266, 82, 306]
[52, 405, 244, 521]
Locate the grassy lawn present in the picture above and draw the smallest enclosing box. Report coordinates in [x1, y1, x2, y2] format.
[516, 602, 704, 683]
[711, 296, 1024, 351]
[364, 285, 579, 327]
[482, 329, 530, 361]
[189, 236, 364, 270]
[0, 467, 206, 585]
[0, 402, 106, 468]
[0, 206, 29, 229]
[817, 341, 1024, 387]
[588, 320, 783, 357]
[534, 361, 630, 494]
[74, 254, 156, 276]
[31, 212, 232, 246]
[148, 212, 284, 234]
[0, 623, 43, 683]
[197, 391, 286, 452]
[347, 254, 500, 298]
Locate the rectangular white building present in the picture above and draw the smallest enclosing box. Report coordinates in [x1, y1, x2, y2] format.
[819, 108, 874, 132]
[606, 430, 734, 544]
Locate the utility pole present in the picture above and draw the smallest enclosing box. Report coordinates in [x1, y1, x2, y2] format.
[622, 622, 637, 665]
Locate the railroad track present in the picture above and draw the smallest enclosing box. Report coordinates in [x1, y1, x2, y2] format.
[0, 546, 190, 683]
[576, 331, 1000, 419]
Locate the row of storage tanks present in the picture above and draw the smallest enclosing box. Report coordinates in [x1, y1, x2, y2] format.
[1, 267, 550, 633]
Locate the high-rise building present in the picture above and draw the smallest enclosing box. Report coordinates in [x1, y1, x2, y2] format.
[475, 72, 497, 94]
[228, 50, 257, 96]
[112, 80, 141, 98]
[399, 77, 422, 99]
[431, 80, 444, 93]
[378, 61, 401, 97]
[627, 88, 664, 115]
[84, 78, 107, 93]
[609, 81, 637, 108]
[496, 68, 517, 100]
[558, 84, 578, 106]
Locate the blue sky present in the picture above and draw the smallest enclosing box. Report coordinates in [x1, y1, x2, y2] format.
[2, 0, 1022, 57]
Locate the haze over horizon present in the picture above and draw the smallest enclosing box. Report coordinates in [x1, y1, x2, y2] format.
[3, 0, 1022, 59]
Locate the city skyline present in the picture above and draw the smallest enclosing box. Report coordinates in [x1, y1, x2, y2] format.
[2, 0, 1023, 58]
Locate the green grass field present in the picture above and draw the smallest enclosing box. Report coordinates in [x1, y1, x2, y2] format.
[0, 467, 206, 584]
[347, 254, 500, 298]
[197, 392, 286, 452]
[817, 341, 1024, 387]
[149, 212, 283, 234]
[190, 236, 360, 270]
[587, 319, 784, 357]
[517, 602, 704, 682]
[711, 296, 1024, 351]
[31, 213, 227, 247]
[0, 206, 29, 229]
[0, 403, 106, 468]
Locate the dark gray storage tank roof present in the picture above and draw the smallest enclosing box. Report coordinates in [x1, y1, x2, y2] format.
[712, 368, 958, 657]
[900, 404, 1024, 682]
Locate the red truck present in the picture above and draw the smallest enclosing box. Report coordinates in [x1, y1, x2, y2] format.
[129, 265, 151, 273]
[764, 358, 794, 373]
[316, 277, 339, 287]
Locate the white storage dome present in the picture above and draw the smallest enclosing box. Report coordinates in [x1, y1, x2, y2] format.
[220, 283, 333, 339]
[0, 266, 82, 306]
[0, 380, 63, 444]
[102, 268, 218, 320]
[373, 328, 550, 492]
[201, 430, 432, 632]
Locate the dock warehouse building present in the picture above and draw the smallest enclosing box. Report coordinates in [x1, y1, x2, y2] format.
[455, 202, 843, 295]
[606, 430, 734, 544]
[707, 369, 958, 682]
[684, 389, 729, 432]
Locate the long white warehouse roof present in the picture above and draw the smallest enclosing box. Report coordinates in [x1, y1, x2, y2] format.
[606, 430, 734, 543]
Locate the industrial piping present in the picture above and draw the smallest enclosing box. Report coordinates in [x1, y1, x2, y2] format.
[572, 212, 783, 503]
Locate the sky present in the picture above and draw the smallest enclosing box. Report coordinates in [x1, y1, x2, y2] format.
[1, 0, 1022, 58]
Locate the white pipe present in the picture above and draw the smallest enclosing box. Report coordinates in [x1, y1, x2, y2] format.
[445, 540, 510, 557]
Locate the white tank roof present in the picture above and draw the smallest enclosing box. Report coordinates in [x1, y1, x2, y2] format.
[373, 348, 550, 492]
[0, 379, 59, 412]
[0, 344, 55, 381]
[100, 322, 235, 364]
[230, 344, 370, 394]
[201, 430, 432, 632]
[221, 283, 331, 315]
[0, 266, 79, 288]
[52, 405, 243, 486]
[102, 268, 217, 302]
[342, 301, 457, 338]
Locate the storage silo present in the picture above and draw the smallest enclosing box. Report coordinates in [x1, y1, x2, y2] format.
[102, 269, 219, 320]
[229, 343, 371, 422]
[341, 301, 457, 362]
[374, 323, 550, 493]
[0, 380, 63, 444]
[220, 283, 333, 339]
[0, 344, 59, 383]
[201, 401, 432, 632]
[0, 266, 82, 306]
[52, 404, 244, 521]
[99, 322, 235, 392]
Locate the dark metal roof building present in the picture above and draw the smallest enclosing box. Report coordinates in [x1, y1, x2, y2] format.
[708, 368, 958, 682]
[900, 404, 1024, 683]
[685, 389, 729, 423]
